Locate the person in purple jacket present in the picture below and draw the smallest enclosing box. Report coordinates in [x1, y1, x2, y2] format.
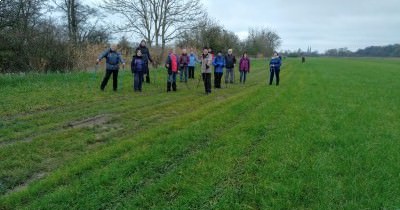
[239, 52, 250, 84]
[269, 52, 282, 86]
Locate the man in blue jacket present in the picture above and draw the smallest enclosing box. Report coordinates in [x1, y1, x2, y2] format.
[269, 52, 282, 86]
[97, 44, 126, 91]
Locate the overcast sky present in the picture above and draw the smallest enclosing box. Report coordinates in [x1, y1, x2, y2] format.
[202, 0, 400, 52]
[88, 0, 400, 52]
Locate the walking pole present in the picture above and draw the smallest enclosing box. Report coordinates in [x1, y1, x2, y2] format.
[119, 65, 125, 91]
[92, 63, 98, 91]
[196, 71, 202, 89]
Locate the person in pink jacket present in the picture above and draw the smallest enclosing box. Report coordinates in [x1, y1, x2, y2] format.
[239, 52, 250, 84]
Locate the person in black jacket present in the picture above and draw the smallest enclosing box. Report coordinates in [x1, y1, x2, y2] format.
[136, 40, 153, 83]
[224, 49, 236, 84]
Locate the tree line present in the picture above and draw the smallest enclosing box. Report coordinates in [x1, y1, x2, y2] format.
[283, 44, 400, 58]
[0, 0, 281, 73]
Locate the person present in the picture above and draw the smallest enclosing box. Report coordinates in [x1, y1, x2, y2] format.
[200, 47, 213, 94]
[131, 49, 146, 92]
[179, 49, 190, 83]
[188, 49, 198, 79]
[239, 52, 250, 84]
[224, 49, 236, 84]
[165, 49, 179, 92]
[96, 44, 126, 91]
[302, 56, 306, 63]
[136, 40, 153, 83]
[269, 52, 282, 86]
[213, 51, 225, 88]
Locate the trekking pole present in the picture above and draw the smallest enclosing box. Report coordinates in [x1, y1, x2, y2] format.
[92, 63, 98, 91]
[119, 65, 125, 91]
[196, 71, 202, 89]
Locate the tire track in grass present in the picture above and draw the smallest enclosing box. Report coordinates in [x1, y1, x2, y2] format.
[97, 88, 271, 210]
[0, 77, 265, 208]
[0, 83, 257, 196]
[156, 64, 297, 209]
[30, 86, 266, 209]
[204, 68, 305, 209]
[110, 69, 292, 209]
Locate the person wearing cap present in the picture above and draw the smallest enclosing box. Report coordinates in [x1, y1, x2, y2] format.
[136, 40, 153, 83]
[269, 52, 282, 86]
[96, 44, 126, 91]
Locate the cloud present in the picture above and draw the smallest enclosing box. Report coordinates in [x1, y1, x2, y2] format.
[202, 0, 400, 52]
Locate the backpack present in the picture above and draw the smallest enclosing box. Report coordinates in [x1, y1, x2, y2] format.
[107, 51, 120, 65]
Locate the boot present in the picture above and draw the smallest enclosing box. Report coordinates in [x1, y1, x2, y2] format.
[167, 82, 171, 92]
[172, 82, 177, 91]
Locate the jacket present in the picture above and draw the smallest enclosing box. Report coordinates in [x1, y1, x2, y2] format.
[98, 49, 125, 71]
[179, 53, 190, 67]
[188, 53, 198, 67]
[136, 45, 153, 64]
[212, 55, 225, 73]
[165, 53, 179, 74]
[224, 54, 236, 68]
[269, 56, 282, 70]
[239, 57, 250, 72]
[131, 56, 145, 73]
[200, 53, 212, 73]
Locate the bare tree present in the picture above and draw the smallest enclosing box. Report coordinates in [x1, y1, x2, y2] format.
[245, 28, 281, 57]
[101, 0, 205, 62]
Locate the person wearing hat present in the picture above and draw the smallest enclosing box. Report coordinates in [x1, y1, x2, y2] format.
[136, 40, 153, 83]
[96, 44, 126, 91]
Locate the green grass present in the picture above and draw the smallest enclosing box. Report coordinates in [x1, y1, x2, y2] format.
[1, 58, 400, 209]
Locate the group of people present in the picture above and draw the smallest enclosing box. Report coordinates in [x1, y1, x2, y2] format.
[96, 40, 282, 94]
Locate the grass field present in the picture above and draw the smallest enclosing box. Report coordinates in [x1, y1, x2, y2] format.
[1, 58, 400, 209]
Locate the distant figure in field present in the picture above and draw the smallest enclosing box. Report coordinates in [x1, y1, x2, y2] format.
[136, 40, 153, 83]
[239, 52, 250, 84]
[302, 56, 306, 63]
[269, 52, 282, 86]
[188, 49, 199, 79]
[165, 49, 179, 92]
[131, 49, 146, 92]
[179, 49, 190, 83]
[213, 51, 225, 88]
[224, 49, 236, 84]
[201, 47, 213, 94]
[96, 44, 126, 91]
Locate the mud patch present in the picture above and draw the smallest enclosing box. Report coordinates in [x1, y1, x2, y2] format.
[0, 137, 33, 147]
[7, 172, 47, 194]
[67, 114, 111, 129]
